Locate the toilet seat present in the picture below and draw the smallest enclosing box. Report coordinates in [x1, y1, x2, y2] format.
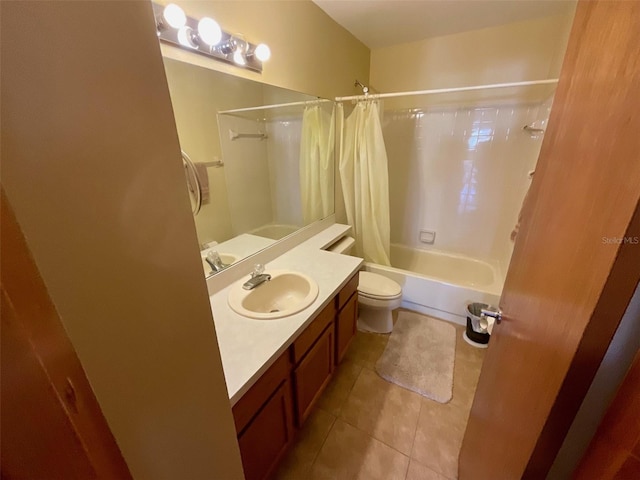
[358, 271, 402, 300]
[359, 291, 402, 301]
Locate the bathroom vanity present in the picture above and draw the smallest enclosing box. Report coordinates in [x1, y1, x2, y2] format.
[232, 272, 358, 480]
[206, 224, 362, 480]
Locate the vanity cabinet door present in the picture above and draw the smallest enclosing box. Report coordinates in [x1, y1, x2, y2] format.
[293, 324, 335, 425]
[337, 272, 359, 310]
[237, 379, 294, 480]
[291, 301, 335, 364]
[336, 292, 358, 363]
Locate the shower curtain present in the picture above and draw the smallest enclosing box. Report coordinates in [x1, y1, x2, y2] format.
[300, 105, 335, 224]
[338, 101, 391, 266]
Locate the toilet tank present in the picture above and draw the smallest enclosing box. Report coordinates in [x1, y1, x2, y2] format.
[327, 236, 355, 255]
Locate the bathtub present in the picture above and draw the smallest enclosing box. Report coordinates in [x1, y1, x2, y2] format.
[249, 223, 300, 240]
[364, 244, 503, 325]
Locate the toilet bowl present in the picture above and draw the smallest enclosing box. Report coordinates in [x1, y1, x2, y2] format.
[357, 271, 402, 333]
[326, 235, 403, 334]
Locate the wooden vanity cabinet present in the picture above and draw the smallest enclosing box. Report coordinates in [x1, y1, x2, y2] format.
[236, 380, 294, 480]
[232, 352, 294, 480]
[231, 271, 360, 480]
[290, 300, 336, 425]
[335, 272, 359, 363]
[293, 323, 335, 424]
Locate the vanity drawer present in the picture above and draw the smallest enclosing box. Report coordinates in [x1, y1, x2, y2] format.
[232, 351, 291, 435]
[337, 272, 359, 310]
[290, 301, 335, 364]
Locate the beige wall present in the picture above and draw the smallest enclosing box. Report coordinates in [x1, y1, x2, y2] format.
[370, 12, 575, 93]
[1, 2, 244, 479]
[159, 0, 370, 100]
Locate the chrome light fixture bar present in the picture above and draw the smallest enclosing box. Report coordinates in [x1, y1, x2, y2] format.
[152, 2, 270, 73]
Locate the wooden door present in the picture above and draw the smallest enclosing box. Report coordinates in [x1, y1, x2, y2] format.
[459, 1, 640, 478]
[574, 350, 640, 479]
[0, 191, 132, 479]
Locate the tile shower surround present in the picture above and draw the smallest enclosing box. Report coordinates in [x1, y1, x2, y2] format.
[383, 100, 551, 274]
[218, 115, 305, 235]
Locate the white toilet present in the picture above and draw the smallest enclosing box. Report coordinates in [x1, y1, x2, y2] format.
[356, 271, 402, 333]
[328, 236, 403, 333]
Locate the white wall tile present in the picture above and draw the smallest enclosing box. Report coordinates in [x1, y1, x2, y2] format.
[383, 101, 548, 269]
[219, 116, 273, 235]
[265, 118, 304, 227]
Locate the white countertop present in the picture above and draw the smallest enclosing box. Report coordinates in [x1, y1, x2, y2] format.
[208, 224, 361, 405]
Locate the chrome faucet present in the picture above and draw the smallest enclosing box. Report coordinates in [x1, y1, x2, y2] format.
[243, 264, 271, 290]
[205, 251, 228, 274]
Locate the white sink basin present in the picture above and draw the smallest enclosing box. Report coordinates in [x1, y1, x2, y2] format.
[201, 253, 239, 276]
[228, 270, 319, 319]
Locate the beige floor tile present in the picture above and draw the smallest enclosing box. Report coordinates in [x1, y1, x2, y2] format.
[339, 368, 422, 455]
[275, 408, 336, 480]
[310, 419, 409, 480]
[406, 459, 453, 480]
[316, 359, 362, 416]
[450, 326, 485, 413]
[411, 397, 468, 479]
[343, 331, 389, 370]
[456, 341, 486, 369]
[278, 313, 486, 480]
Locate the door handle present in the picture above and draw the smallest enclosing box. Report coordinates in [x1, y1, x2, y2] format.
[481, 308, 502, 324]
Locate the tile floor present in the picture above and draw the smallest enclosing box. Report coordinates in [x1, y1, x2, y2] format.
[275, 310, 486, 480]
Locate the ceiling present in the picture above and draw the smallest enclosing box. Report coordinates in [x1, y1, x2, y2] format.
[312, 0, 575, 49]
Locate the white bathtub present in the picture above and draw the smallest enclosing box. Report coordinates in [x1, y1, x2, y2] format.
[249, 224, 300, 240]
[364, 244, 503, 325]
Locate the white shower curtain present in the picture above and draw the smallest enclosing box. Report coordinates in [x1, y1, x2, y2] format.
[300, 105, 335, 224]
[338, 101, 391, 265]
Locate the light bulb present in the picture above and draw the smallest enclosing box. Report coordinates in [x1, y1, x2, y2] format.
[255, 43, 271, 62]
[198, 17, 222, 46]
[177, 26, 197, 49]
[163, 4, 186, 28]
[233, 50, 246, 65]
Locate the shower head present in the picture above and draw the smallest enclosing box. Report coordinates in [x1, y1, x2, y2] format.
[354, 79, 369, 95]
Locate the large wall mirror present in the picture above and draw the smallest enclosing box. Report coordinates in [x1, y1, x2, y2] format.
[163, 58, 335, 276]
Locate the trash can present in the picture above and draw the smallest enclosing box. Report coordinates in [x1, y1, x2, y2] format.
[465, 302, 495, 347]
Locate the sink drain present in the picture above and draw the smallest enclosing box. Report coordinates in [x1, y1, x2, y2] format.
[270, 309, 280, 313]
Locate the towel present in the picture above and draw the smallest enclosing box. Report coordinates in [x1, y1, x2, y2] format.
[194, 163, 210, 204]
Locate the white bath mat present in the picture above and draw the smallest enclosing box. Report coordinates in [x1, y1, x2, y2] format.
[375, 311, 456, 403]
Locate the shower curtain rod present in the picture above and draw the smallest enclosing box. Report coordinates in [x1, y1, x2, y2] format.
[334, 79, 558, 102]
[219, 98, 331, 115]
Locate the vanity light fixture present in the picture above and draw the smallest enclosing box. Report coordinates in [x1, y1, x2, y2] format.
[198, 17, 222, 46]
[152, 2, 269, 73]
[177, 26, 198, 49]
[162, 3, 186, 29]
[249, 43, 271, 62]
[233, 49, 247, 66]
